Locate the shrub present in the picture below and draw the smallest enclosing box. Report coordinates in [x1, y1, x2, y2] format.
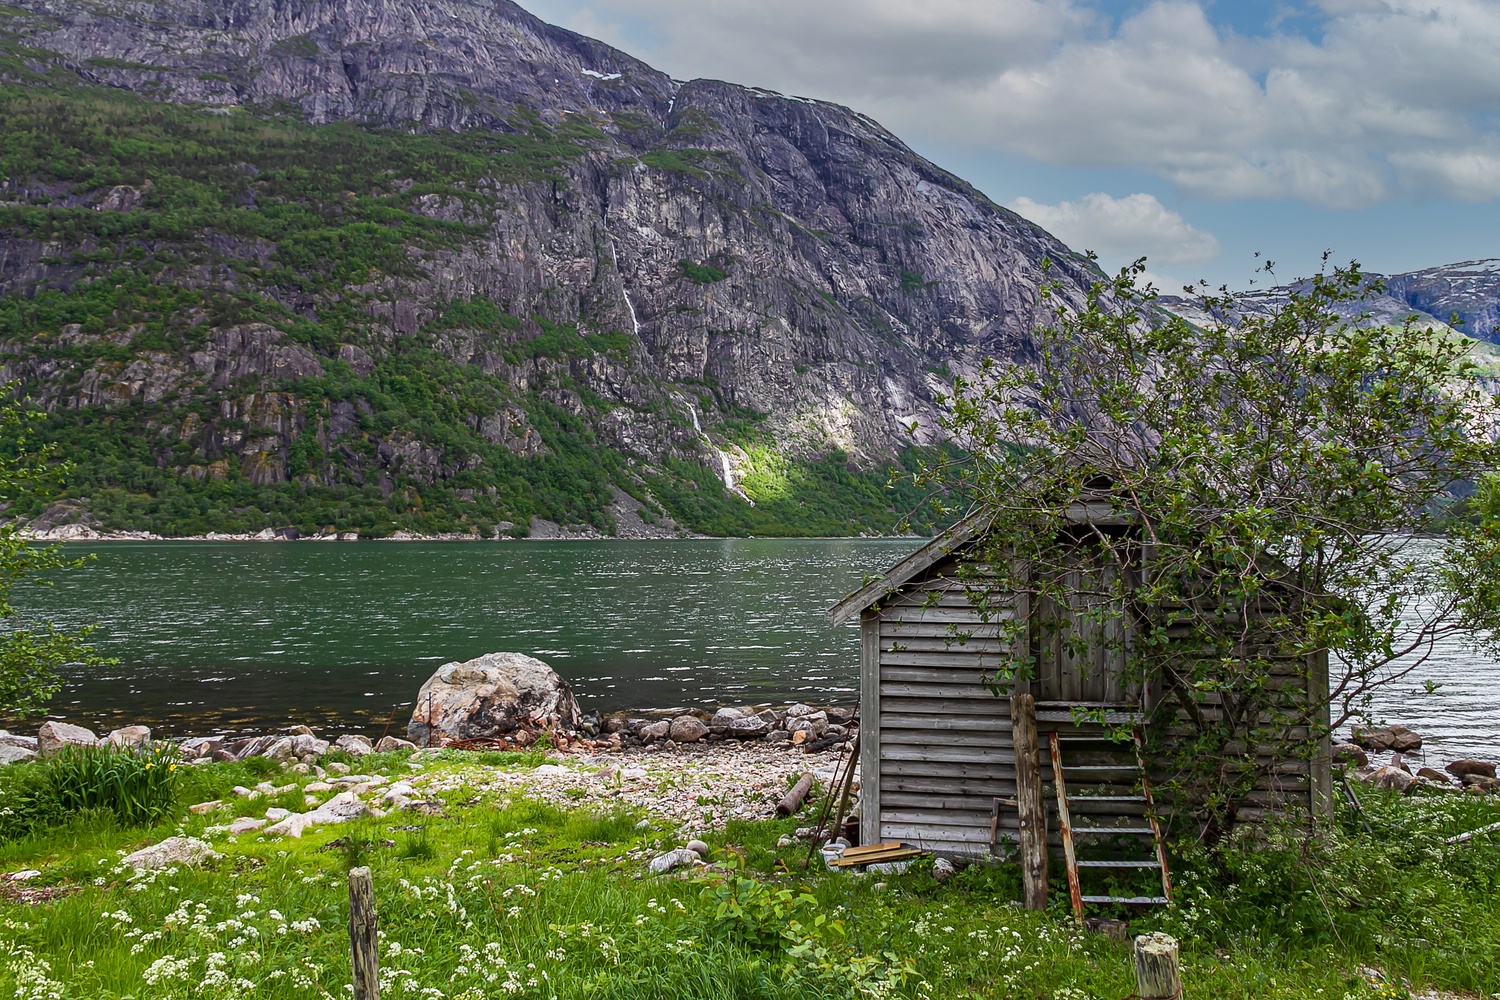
[45, 743, 181, 827]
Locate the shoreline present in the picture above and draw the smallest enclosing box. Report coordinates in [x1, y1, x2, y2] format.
[18, 527, 923, 543]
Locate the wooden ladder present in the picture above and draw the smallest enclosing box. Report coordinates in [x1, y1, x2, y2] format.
[1048, 730, 1173, 923]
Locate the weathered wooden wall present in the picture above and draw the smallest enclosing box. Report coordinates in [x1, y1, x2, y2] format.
[860, 558, 1334, 855]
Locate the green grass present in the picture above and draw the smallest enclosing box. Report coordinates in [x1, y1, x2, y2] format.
[0, 750, 1495, 999]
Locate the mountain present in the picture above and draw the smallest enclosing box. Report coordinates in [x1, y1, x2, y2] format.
[0, 0, 1101, 539]
[1159, 259, 1500, 345]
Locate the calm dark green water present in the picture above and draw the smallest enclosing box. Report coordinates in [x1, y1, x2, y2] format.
[22, 539, 917, 736]
[12, 538, 1498, 761]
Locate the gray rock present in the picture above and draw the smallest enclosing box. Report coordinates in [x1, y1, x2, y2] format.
[121, 837, 219, 870]
[648, 848, 702, 875]
[1447, 759, 1497, 780]
[1368, 765, 1415, 793]
[37, 721, 98, 756]
[0, 745, 36, 765]
[106, 725, 152, 750]
[407, 652, 581, 745]
[335, 734, 374, 755]
[228, 817, 266, 835]
[179, 737, 221, 759]
[785, 704, 817, 719]
[1353, 725, 1422, 753]
[669, 716, 709, 743]
[763, 731, 791, 744]
[728, 715, 771, 739]
[283, 725, 315, 737]
[686, 839, 711, 858]
[375, 736, 416, 753]
[708, 707, 745, 733]
[1416, 767, 1452, 784]
[639, 720, 671, 742]
[932, 857, 956, 882]
[0, 732, 38, 751]
[788, 711, 829, 739]
[265, 791, 370, 838]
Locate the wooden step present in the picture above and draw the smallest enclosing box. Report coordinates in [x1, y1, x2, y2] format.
[1071, 826, 1155, 835]
[1081, 895, 1170, 905]
[1076, 860, 1161, 869]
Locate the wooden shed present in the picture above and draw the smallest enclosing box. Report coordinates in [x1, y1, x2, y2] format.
[829, 512, 1334, 860]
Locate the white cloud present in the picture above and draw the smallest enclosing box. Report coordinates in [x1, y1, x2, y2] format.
[525, 0, 1500, 208]
[1009, 192, 1221, 281]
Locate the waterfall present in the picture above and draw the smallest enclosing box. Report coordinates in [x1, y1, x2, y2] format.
[683, 401, 753, 505]
[608, 236, 641, 337]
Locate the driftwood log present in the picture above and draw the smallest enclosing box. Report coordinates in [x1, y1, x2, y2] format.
[349, 866, 380, 1000]
[777, 772, 815, 816]
[1133, 932, 1182, 1000]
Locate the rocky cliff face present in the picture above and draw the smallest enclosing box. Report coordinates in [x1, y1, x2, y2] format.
[0, 0, 1099, 537]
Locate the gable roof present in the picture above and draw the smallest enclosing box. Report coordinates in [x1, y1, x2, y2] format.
[827, 513, 989, 627]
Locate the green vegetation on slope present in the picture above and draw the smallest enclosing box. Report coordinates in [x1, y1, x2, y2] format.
[0, 74, 942, 538]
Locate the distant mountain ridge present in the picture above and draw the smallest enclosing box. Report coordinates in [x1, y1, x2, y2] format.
[0, 0, 1101, 538]
[1161, 259, 1500, 342]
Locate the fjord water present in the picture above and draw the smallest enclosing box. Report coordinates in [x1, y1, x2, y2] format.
[29, 539, 916, 736]
[19, 539, 1500, 761]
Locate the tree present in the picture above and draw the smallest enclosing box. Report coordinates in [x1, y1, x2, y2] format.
[917, 258, 1500, 845]
[0, 395, 107, 716]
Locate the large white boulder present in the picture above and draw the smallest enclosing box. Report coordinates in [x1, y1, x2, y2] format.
[37, 721, 98, 756]
[406, 652, 581, 745]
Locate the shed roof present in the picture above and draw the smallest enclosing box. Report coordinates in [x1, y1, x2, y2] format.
[827, 492, 1134, 628]
[827, 514, 988, 627]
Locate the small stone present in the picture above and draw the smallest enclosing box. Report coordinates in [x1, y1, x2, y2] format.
[106, 725, 152, 750]
[37, 721, 98, 756]
[1462, 775, 1500, 793]
[284, 725, 314, 737]
[1447, 759, 1497, 780]
[121, 837, 219, 871]
[335, 734, 374, 756]
[785, 704, 816, 718]
[669, 716, 708, 743]
[639, 720, 671, 742]
[375, 736, 417, 753]
[932, 857, 956, 882]
[1390, 754, 1411, 774]
[686, 839, 711, 858]
[871, 881, 888, 892]
[728, 715, 771, 739]
[304, 781, 333, 792]
[327, 761, 351, 775]
[228, 817, 266, 835]
[265, 807, 291, 821]
[188, 800, 223, 815]
[1331, 743, 1368, 768]
[7, 870, 40, 882]
[648, 848, 701, 875]
[1368, 765, 1415, 793]
[709, 707, 745, 733]
[763, 730, 791, 744]
[776, 835, 793, 848]
[1415, 767, 1451, 784]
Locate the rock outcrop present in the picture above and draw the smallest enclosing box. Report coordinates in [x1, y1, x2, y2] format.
[0, 0, 1102, 538]
[407, 652, 582, 745]
[36, 721, 98, 755]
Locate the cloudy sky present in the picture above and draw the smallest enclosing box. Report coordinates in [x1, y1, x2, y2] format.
[523, 0, 1499, 291]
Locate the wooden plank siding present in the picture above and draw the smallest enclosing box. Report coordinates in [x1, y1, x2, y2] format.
[858, 551, 1333, 857]
[865, 568, 1018, 853]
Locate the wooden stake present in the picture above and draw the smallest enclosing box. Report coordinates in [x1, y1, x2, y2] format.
[1133, 932, 1182, 1000]
[1010, 693, 1049, 910]
[777, 772, 815, 817]
[348, 866, 379, 1000]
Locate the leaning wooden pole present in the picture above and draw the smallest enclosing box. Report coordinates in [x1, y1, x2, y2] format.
[1010, 693, 1049, 909]
[348, 866, 379, 1000]
[1133, 932, 1182, 1000]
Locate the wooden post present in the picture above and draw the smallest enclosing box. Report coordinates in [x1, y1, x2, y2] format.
[1010, 693, 1049, 910]
[1133, 932, 1182, 1000]
[348, 866, 379, 1000]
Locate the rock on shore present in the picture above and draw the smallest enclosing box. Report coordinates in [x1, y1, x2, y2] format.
[407, 652, 582, 745]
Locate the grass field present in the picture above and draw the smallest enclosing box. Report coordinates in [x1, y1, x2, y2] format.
[0, 747, 1496, 999]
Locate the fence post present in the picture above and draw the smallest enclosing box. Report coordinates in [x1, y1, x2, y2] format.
[1010, 692, 1049, 909]
[1133, 932, 1182, 999]
[349, 865, 379, 1000]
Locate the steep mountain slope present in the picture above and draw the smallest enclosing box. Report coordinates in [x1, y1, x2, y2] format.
[0, 0, 1100, 537]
